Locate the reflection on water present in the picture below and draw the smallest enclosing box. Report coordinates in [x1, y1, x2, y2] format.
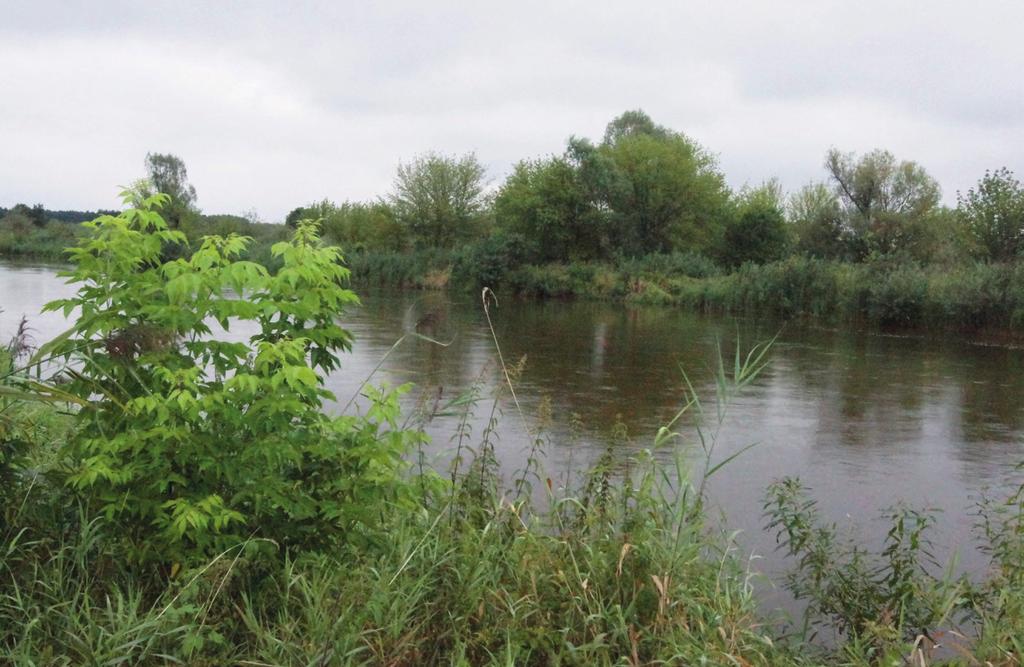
[2, 262, 1023, 595]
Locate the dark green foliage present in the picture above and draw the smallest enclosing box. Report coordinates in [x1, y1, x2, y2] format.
[586, 112, 732, 257]
[284, 205, 307, 228]
[451, 232, 528, 288]
[10, 203, 47, 227]
[345, 247, 451, 288]
[618, 251, 721, 280]
[494, 156, 600, 262]
[720, 182, 791, 268]
[142, 152, 199, 229]
[0, 211, 88, 260]
[39, 208, 119, 224]
[494, 110, 731, 262]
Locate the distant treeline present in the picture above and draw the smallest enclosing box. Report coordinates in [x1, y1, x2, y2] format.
[4, 110, 1024, 332]
[281, 110, 1022, 272]
[0, 204, 118, 225]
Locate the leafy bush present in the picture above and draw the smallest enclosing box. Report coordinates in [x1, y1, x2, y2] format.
[450, 232, 528, 288]
[864, 263, 930, 326]
[42, 194, 420, 564]
[618, 251, 721, 280]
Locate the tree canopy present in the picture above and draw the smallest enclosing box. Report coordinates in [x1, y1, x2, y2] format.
[957, 167, 1024, 261]
[825, 148, 940, 258]
[390, 152, 488, 249]
[141, 152, 199, 229]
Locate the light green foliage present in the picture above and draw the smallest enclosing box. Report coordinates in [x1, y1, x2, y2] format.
[323, 200, 405, 252]
[825, 148, 941, 259]
[42, 192, 419, 562]
[390, 151, 489, 249]
[957, 167, 1024, 261]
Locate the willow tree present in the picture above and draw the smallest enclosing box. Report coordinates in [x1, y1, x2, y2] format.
[825, 148, 940, 258]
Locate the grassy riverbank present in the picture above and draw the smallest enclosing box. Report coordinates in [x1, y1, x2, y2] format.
[347, 249, 1024, 333]
[6, 216, 1024, 336]
[2, 198, 1023, 664]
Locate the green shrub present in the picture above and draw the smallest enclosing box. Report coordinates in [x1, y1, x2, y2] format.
[618, 251, 721, 280]
[42, 194, 421, 564]
[865, 264, 929, 326]
[765, 473, 1024, 662]
[450, 232, 528, 288]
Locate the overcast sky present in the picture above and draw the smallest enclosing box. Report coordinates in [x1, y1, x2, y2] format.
[2, 1, 1022, 221]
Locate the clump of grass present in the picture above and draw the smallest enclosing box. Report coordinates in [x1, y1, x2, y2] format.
[765, 473, 1024, 664]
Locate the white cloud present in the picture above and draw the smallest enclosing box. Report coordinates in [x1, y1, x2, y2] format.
[1, 0, 1022, 219]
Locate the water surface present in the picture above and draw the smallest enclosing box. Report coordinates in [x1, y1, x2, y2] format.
[3, 261, 1022, 610]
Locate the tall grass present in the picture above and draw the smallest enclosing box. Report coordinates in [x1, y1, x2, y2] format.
[2, 307, 1023, 664]
[0, 383, 798, 664]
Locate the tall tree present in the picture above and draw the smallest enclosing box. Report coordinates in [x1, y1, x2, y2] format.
[824, 148, 940, 258]
[390, 152, 488, 249]
[957, 167, 1024, 261]
[593, 112, 731, 256]
[143, 153, 198, 228]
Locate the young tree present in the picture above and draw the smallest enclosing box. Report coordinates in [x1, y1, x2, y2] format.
[824, 148, 940, 258]
[957, 167, 1024, 261]
[142, 153, 199, 229]
[390, 152, 488, 249]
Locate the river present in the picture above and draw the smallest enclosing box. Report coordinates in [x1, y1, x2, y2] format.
[2, 260, 1023, 613]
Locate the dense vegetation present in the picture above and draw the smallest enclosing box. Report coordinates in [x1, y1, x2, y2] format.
[297, 112, 1023, 334]
[4, 112, 1024, 334]
[1, 196, 1022, 663]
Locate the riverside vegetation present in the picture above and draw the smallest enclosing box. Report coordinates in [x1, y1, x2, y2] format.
[0, 194, 1022, 664]
[6, 112, 1024, 334]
